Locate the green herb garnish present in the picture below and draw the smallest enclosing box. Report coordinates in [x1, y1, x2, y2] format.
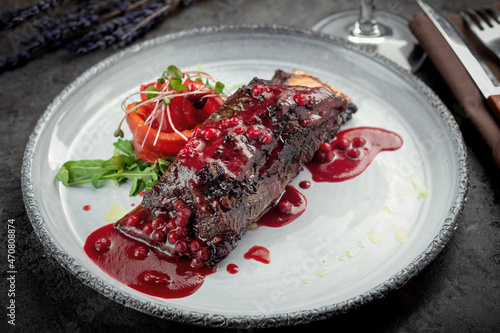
[214, 81, 225, 94]
[168, 79, 187, 92]
[144, 86, 159, 99]
[55, 139, 174, 196]
[165, 65, 184, 80]
[118, 64, 229, 142]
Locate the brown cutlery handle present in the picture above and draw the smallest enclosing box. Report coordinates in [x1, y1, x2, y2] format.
[487, 94, 500, 120]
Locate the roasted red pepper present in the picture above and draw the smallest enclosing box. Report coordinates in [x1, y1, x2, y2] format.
[126, 79, 224, 163]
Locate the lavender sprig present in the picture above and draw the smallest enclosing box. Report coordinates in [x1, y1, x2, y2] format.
[1, 0, 70, 30]
[0, 0, 196, 74]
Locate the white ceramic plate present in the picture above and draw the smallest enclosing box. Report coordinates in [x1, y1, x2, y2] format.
[22, 26, 468, 328]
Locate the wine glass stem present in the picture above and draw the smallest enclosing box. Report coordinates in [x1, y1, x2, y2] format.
[352, 0, 382, 37]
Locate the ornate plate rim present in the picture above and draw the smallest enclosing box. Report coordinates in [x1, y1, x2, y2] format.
[21, 24, 468, 329]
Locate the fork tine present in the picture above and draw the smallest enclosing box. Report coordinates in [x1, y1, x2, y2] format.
[462, 8, 499, 29]
[461, 9, 482, 31]
[485, 8, 500, 25]
[477, 8, 496, 28]
[461, 7, 500, 61]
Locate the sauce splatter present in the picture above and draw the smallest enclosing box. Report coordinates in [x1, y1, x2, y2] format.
[258, 185, 307, 228]
[306, 127, 403, 182]
[244, 246, 271, 264]
[226, 263, 239, 274]
[299, 180, 312, 189]
[83, 205, 91, 211]
[84, 224, 216, 299]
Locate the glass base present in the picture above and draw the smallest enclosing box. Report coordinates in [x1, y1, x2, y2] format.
[312, 9, 425, 72]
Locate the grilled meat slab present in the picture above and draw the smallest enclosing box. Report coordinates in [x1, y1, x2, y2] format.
[115, 71, 356, 267]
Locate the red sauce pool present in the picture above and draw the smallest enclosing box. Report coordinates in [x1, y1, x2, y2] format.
[83, 205, 91, 211]
[84, 224, 216, 299]
[84, 126, 403, 299]
[258, 185, 307, 228]
[226, 263, 239, 274]
[306, 127, 403, 182]
[243, 246, 271, 264]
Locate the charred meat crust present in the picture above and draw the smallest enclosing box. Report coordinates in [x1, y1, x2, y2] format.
[115, 71, 356, 267]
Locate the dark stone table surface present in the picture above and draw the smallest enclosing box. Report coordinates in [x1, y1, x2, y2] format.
[1, 0, 499, 332]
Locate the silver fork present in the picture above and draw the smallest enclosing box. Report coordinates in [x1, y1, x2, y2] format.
[461, 8, 500, 60]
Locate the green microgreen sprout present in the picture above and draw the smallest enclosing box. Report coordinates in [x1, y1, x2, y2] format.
[214, 81, 225, 94]
[144, 86, 159, 99]
[114, 128, 124, 138]
[116, 65, 231, 146]
[168, 79, 187, 92]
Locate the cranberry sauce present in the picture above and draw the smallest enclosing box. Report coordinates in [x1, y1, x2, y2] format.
[226, 263, 239, 274]
[84, 223, 216, 299]
[299, 180, 312, 189]
[116, 204, 214, 268]
[176, 83, 347, 179]
[306, 127, 403, 182]
[258, 185, 307, 228]
[137, 82, 349, 267]
[243, 245, 271, 264]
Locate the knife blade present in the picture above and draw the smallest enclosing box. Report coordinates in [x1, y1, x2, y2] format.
[416, 0, 500, 119]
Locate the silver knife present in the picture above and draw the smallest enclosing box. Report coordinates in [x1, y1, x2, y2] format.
[416, 0, 500, 118]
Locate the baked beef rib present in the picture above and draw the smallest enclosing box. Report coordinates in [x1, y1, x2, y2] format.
[115, 70, 356, 267]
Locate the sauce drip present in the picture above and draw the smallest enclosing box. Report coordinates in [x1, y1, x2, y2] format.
[258, 185, 307, 228]
[243, 246, 271, 264]
[226, 263, 239, 274]
[84, 224, 216, 299]
[299, 181, 312, 189]
[83, 205, 91, 211]
[306, 127, 403, 182]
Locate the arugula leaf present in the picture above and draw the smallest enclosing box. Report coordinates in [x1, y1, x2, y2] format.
[90, 168, 114, 188]
[100, 163, 159, 196]
[102, 154, 137, 172]
[124, 164, 160, 196]
[55, 139, 173, 196]
[55, 159, 105, 185]
[156, 156, 175, 173]
[113, 138, 135, 157]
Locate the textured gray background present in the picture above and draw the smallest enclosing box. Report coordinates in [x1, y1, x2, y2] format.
[1, 0, 499, 332]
